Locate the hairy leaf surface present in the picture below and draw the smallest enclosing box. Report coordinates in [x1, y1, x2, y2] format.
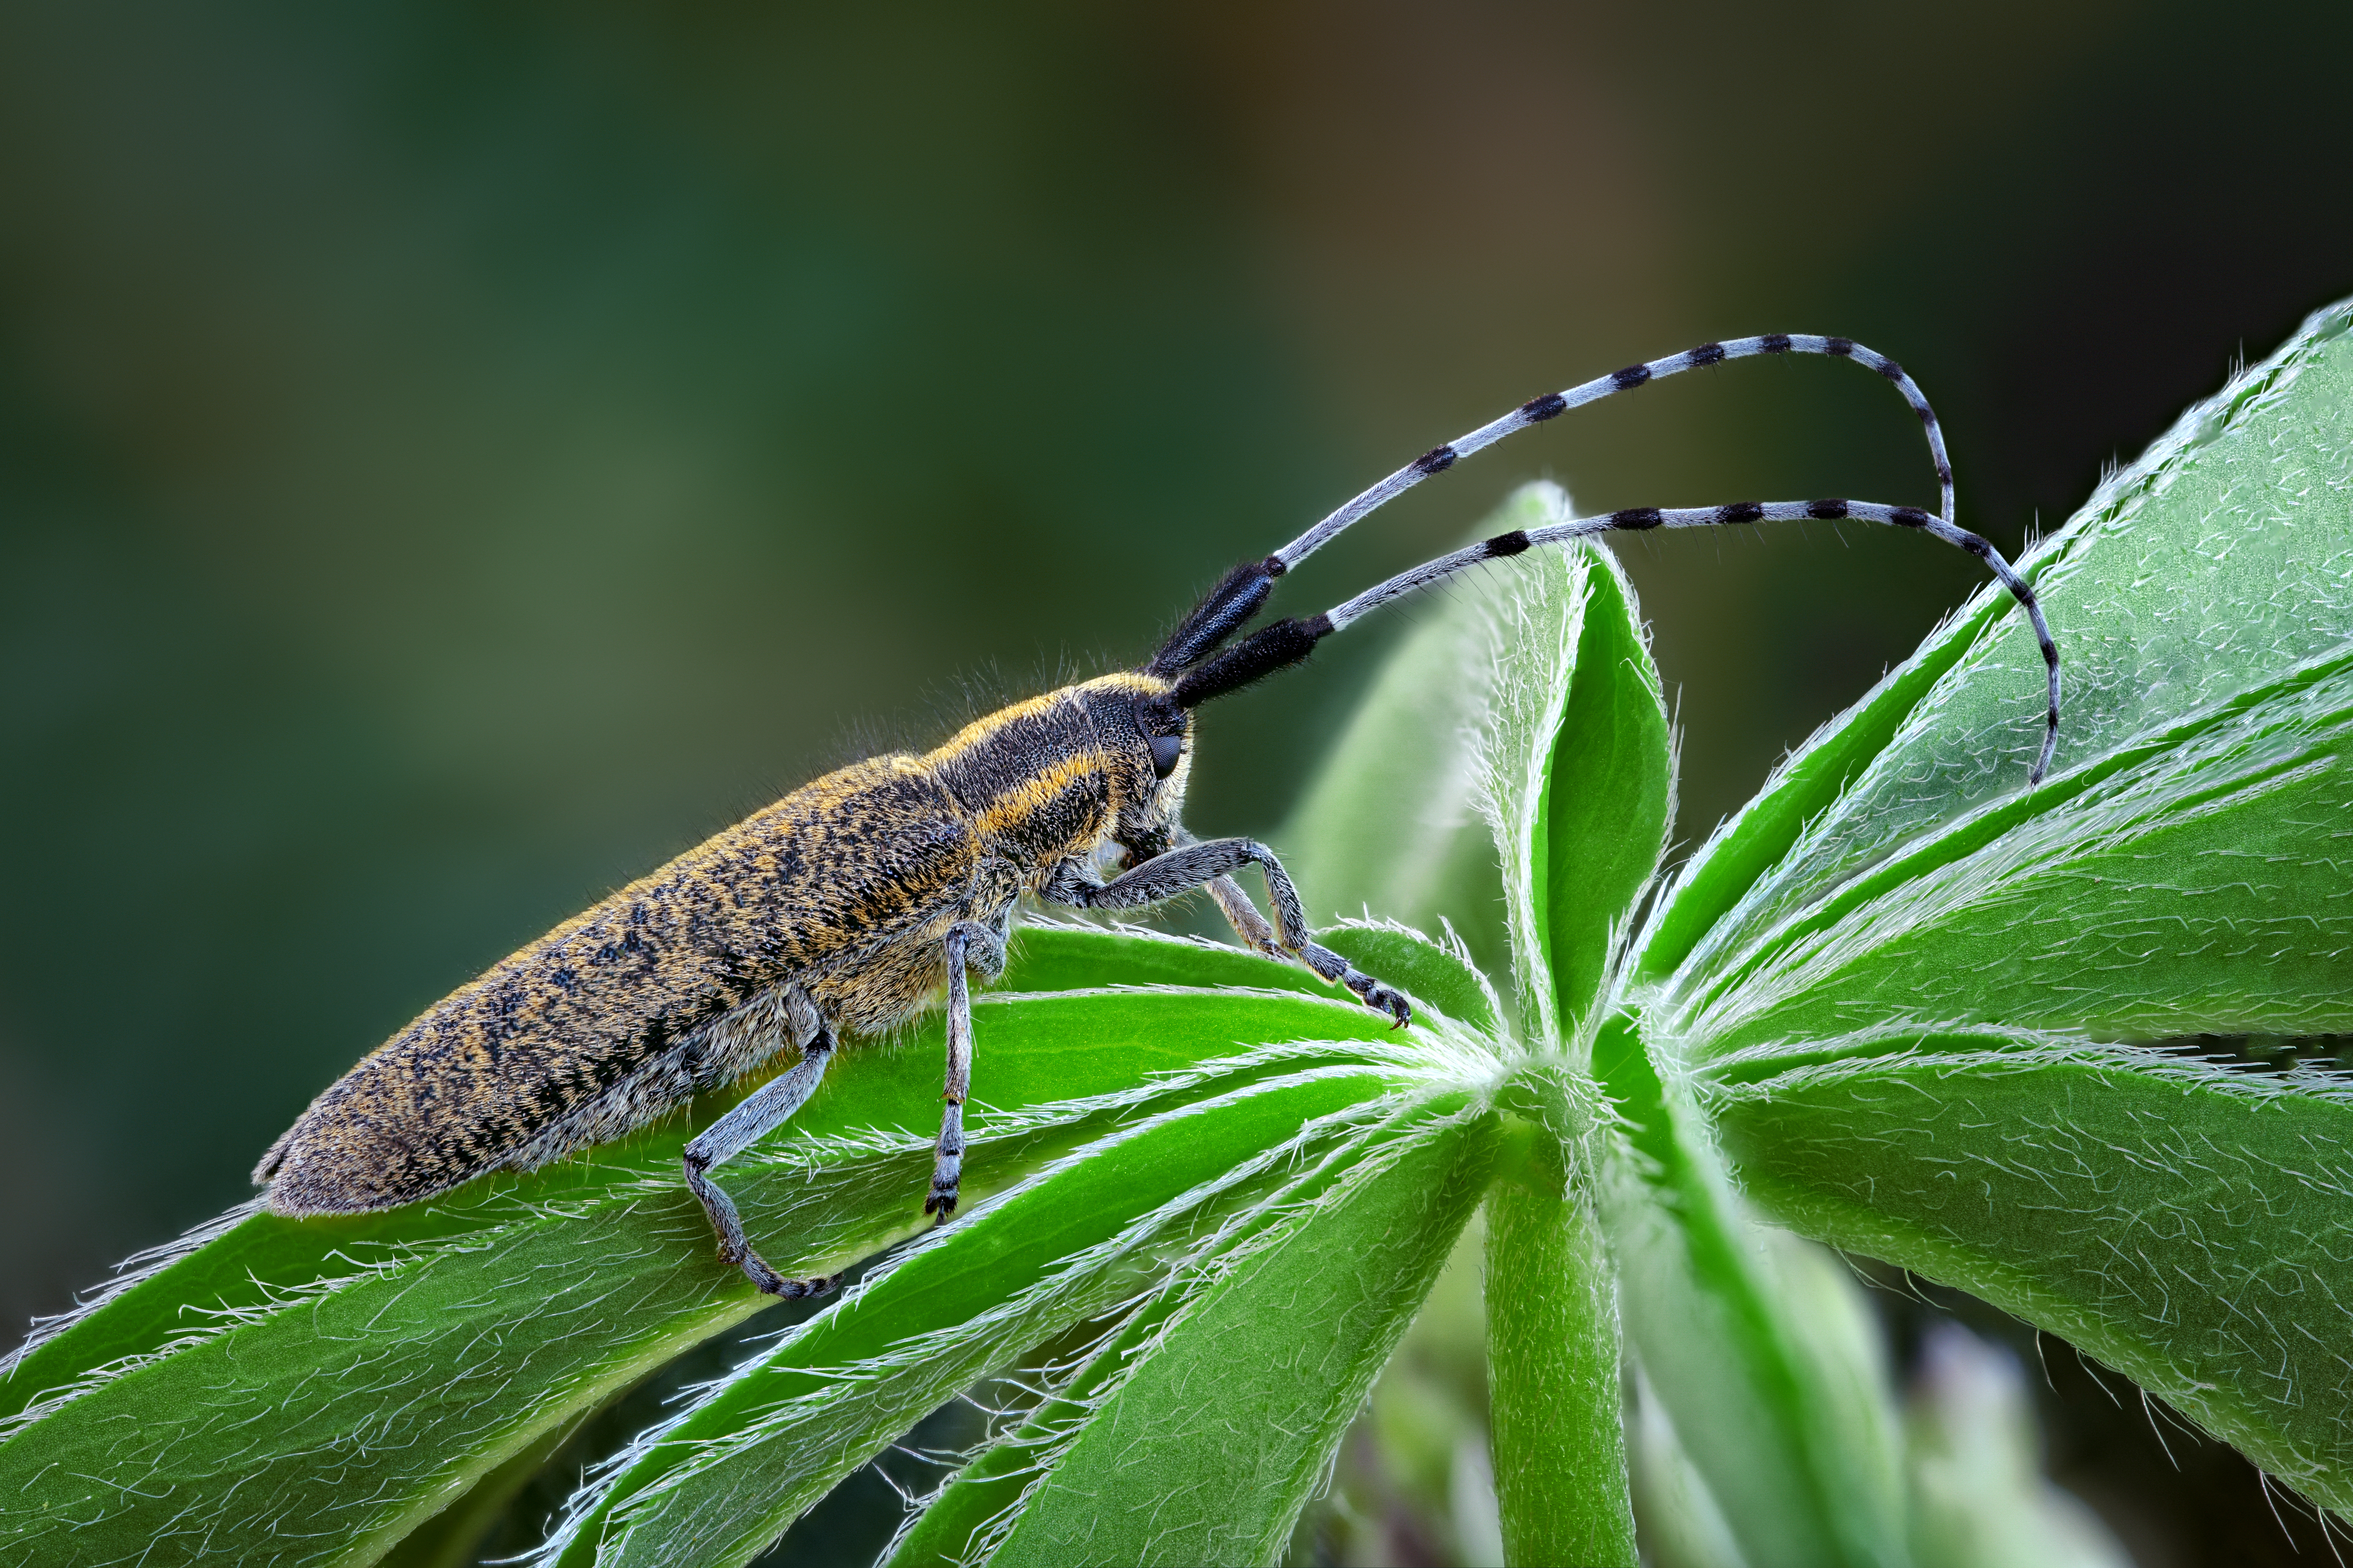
[1645, 298, 2353, 1516]
[548, 1071, 1411, 1568]
[0, 933, 1404, 1564]
[1716, 1042, 2353, 1512]
[1650, 299, 2353, 1028]
[986, 1106, 1497, 1567]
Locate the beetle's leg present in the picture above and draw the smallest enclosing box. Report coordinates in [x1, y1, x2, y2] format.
[683, 994, 840, 1298]
[1203, 870, 1413, 1028]
[926, 919, 1005, 1220]
[1205, 872, 1278, 952]
[1043, 839, 1410, 1028]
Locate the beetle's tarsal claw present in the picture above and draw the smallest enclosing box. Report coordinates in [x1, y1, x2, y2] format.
[924, 1155, 962, 1215]
[926, 1110, 965, 1220]
[1336, 966, 1412, 1029]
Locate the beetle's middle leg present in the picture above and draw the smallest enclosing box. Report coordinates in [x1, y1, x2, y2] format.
[926, 919, 1006, 1221]
[1043, 838, 1410, 1028]
[683, 987, 841, 1298]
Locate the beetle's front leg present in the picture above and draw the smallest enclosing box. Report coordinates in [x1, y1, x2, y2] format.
[926, 919, 1006, 1219]
[1041, 839, 1409, 1028]
[1203, 871, 1412, 1028]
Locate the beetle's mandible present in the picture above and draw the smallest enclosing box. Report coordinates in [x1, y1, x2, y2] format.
[257, 334, 2063, 1296]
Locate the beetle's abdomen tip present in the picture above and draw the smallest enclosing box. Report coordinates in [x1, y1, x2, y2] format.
[257, 1146, 405, 1216]
[250, 1131, 290, 1189]
[252, 1112, 452, 1216]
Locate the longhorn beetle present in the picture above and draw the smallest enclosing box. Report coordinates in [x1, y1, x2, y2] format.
[257, 335, 2062, 1298]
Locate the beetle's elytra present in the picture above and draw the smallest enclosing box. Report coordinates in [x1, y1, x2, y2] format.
[257, 335, 2061, 1296]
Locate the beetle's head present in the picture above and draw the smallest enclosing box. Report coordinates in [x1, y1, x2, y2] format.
[1067, 673, 1191, 860]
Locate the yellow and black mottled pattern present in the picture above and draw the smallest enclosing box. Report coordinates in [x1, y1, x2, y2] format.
[258, 673, 1185, 1215]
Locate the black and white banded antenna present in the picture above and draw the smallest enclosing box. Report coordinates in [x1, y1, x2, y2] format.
[1148, 334, 2061, 785]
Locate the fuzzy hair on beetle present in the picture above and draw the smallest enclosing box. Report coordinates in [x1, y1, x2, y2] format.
[256, 335, 2063, 1298]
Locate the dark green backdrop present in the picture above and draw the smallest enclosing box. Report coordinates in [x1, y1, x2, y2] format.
[3, 3, 2346, 1561]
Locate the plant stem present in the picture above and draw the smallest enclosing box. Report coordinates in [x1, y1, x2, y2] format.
[1485, 1139, 1635, 1567]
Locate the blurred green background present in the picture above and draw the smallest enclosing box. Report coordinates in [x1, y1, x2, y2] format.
[2, 2, 2347, 1562]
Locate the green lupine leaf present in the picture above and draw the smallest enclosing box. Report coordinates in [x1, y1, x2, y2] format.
[1643, 297, 2353, 1518]
[0, 1139, 933, 1566]
[1631, 585, 2013, 986]
[548, 1069, 1410, 1568]
[875, 1135, 1389, 1568]
[1529, 537, 1671, 1037]
[1474, 509, 1594, 1045]
[1681, 649, 2353, 1056]
[986, 1103, 1497, 1568]
[877, 1266, 1201, 1568]
[0, 932, 1402, 1564]
[994, 921, 1332, 1001]
[1650, 298, 2353, 1024]
[1713, 1041, 2353, 1514]
[1316, 917, 1504, 1037]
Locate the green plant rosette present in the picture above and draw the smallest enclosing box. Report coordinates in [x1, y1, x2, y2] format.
[4, 297, 2348, 1567]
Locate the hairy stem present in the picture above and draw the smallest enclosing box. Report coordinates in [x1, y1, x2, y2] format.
[1485, 1117, 1634, 1567]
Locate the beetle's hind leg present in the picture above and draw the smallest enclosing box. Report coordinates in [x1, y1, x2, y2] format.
[1041, 838, 1410, 1028]
[926, 919, 1006, 1221]
[683, 989, 841, 1298]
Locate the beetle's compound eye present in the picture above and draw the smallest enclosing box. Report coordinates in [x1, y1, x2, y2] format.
[1148, 732, 1185, 780]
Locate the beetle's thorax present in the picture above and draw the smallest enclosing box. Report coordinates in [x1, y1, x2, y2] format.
[924, 672, 1190, 874]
